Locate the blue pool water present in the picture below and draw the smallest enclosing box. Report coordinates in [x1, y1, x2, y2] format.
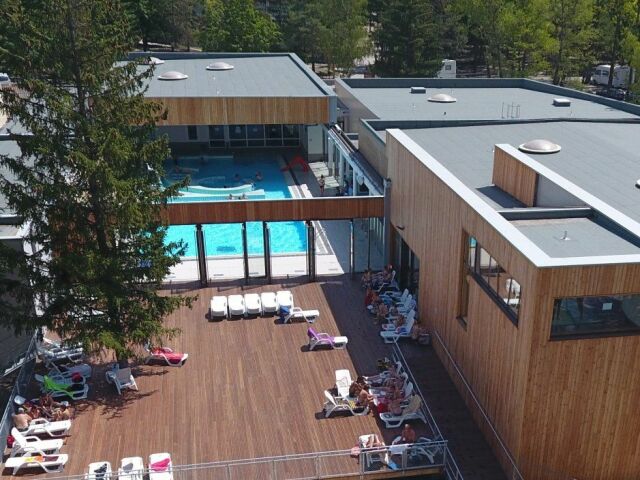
[164, 155, 307, 258]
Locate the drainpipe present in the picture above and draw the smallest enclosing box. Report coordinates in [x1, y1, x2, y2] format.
[383, 178, 392, 265]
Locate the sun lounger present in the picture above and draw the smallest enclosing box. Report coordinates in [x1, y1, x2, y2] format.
[227, 295, 246, 317]
[37, 338, 84, 364]
[148, 453, 173, 480]
[379, 394, 426, 428]
[322, 390, 369, 417]
[20, 418, 71, 437]
[380, 312, 416, 343]
[381, 288, 409, 303]
[49, 362, 92, 379]
[5, 453, 68, 475]
[38, 374, 89, 400]
[86, 461, 113, 480]
[307, 328, 348, 350]
[359, 434, 391, 469]
[145, 346, 188, 367]
[105, 366, 138, 395]
[335, 369, 352, 398]
[382, 310, 415, 331]
[209, 296, 228, 319]
[10, 428, 64, 457]
[283, 307, 319, 323]
[244, 293, 262, 315]
[118, 457, 144, 480]
[260, 292, 278, 314]
[276, 290, 293, 311]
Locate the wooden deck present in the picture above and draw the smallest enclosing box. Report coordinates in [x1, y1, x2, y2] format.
[1, 277, 440, 479]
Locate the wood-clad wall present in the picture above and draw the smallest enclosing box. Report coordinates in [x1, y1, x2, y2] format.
[152, 96, 330, 126]
[162, 197, 384, 225]
[385, 133, 538, 476]
[358, 127, 388, 178]
[492, 145, 538, 207]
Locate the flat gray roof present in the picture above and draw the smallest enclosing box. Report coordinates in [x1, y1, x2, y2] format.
[512, 217, 640, 257]
[0, 135, 20, 214]
[135, 54, 333, 98]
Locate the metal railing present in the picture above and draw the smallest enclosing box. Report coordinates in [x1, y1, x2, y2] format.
[432, 330, 524, 480]
[9, 440, 448, 479]
[0, 330, 38, 450]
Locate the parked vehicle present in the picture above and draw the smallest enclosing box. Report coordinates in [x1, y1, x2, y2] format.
[436, 59, 456, 79]
[592, 64, 631, 88]
[0, 73, 10, 87]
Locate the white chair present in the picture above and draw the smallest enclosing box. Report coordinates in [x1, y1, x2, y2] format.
[106, 366, 138, 395]
[335, 369, 352, 398]
[283, 307, 320, 323]
[244, 293, 262, 315]
[5, 452, 69, 475]
[379, 394, 426, 428]
[86, 461, 112, 479]
[227, 295, 246, 317]
[276, 290, 294, 312]
[20, 418, 71, 437]
[260, 292, 278, 314]
[322, 390, 368, 417]
[307, 328, 348, 350]
[382, 310, 416, 331]
[209, 296, 228, 319]
[118, 457, 144, 480]
[10, 428, 63, 457]
[148, 453, 173, 480]
[380, 312, 416, 343]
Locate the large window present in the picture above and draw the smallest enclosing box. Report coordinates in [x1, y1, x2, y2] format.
[187, 125, 198, 140]
[551, 294, 640, 338]
[463, 234, 521, 324]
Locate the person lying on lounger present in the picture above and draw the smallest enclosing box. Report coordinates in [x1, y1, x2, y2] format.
[357, 389, 375, 411]
[361, 269, 373, 289]
[375, 303, 389, 324]
[363, 434, 385, 448]
[12, 408, 32, 431]
[400, 424, 417, 444]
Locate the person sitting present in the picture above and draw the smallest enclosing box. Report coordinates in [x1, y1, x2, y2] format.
[52, 403, 73, 421]
[12, 408, 32, 431]
[364, 364, 398, 387]
[400, 423, 417, 443]
[234, 173, 241, 182]
[364, 287, 374, 308]
[361, 269, 373, 289]
[363, 434, 385, 449]
[255, 171, 263, 181]
[375, 302, 389, 324]
[240, 193, 247, 199]
[393, 314, 406, 329]
[357, 389, 375, 411]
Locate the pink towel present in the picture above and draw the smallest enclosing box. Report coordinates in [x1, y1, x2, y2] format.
[150, 458, 171, 471]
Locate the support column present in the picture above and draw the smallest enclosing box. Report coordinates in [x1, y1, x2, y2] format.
[352, 168, 358, 196]
[241, 222, 249, 285]
[263, 222, 272, 284]
[195, 224, 208, 287]
[349, 219, 355, 278]
[306, 221, 316, 282]
[383, 178, 393, 266]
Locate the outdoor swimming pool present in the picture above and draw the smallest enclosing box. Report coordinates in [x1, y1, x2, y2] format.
[164, 155, 307, 257]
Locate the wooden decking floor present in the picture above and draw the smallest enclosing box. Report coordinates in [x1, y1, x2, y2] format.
[2, 277, 439, 479]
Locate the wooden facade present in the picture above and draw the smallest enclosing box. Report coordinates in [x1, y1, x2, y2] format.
[153, 96, 331, 126]
[385, 132, 640, 480]
[491, 145, 538, 207]
[162, 196, 384, 225]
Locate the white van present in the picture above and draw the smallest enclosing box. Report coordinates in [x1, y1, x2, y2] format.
[436, 59, 456, 79]
[592, 64, 631, 88]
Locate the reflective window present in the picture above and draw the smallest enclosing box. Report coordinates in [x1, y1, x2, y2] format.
[187, 125, 198, 140]
[551, 294, 640, 337]
[208, 125, 224, 139]
[229, 125, 246, 140]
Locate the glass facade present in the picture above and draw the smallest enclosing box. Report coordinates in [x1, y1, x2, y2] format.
[463, 234, 521, 323]
[551, 294, 640, 337]
[200, 124, 300, 148]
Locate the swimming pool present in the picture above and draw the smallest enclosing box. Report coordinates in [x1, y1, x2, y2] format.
[164, 155, 307, 258]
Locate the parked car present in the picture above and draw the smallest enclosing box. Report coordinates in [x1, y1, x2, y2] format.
[596, 87, 627, 101]
[0, 73, 11, 87]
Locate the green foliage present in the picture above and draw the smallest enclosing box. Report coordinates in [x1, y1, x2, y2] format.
[0, 0, 194, 358]
[200, 0, 281, 52]
[282, 0, 323, 68]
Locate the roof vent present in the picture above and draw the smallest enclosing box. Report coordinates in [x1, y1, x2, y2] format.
[428, 93, 457, 103]
[635, 179, 640, 189]
[158, 71, 188, 81]
[206, 62, 234, 71]
[410, 86, 426, 94]
[518, 139, 561, 154]
[146, 56, 165, 65]
[553, 98, 571, 107]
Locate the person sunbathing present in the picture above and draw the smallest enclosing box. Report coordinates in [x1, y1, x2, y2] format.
[12, 408, 32, 431]
[363, 434, 385, 448]
[365, 365, 398, 386]
[357, 389, 375, 410]
[400, 424, 417, 443]
[394, 314, 406, 329]
[375, 302, 389, 324]
[361, 269, 373, 289]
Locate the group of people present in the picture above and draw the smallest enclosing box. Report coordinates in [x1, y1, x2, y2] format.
[361, 265, 394, 291]
[12, 394, 74, 430]
[365, 289, 407, 328]
[345, 365, 413, 417]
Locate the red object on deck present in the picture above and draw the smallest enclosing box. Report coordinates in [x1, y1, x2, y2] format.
[281, 155, 309, 173]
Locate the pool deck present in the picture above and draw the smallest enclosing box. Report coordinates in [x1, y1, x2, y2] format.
[1, 277, 442, 479]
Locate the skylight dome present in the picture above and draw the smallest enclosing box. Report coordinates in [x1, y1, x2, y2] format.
[158, 71, 188, 81]
[428, 93, 457, 103]
[518, 139, 561, 154]
[206, 62, 234, 71]
[147, 57, 165, 65]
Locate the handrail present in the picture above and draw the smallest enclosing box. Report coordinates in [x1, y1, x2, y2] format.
[432, 330, 524, 480]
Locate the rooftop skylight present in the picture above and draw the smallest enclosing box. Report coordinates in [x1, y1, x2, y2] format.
[518, 139, 561, 154]
[428, 93, 457, 103]
[206, 62, 234, 71]
[158, 71, 188, 81]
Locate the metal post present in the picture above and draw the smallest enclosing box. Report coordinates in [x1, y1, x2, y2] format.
[241, 222, 249, 285]
[383, 178, 392, 265]
[306, 221, 316, 282]
[349, 219, 355, 278]
[263, 222, 272, 284]
[195, 224, 208, 287]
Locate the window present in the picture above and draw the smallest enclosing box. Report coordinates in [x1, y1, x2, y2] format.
[551, 294, 640, 338]
[187, 125, 198, 140]
[208, 125, 224, 139]
[266, 124, 283, 146]
[457, 234, 473, 325]
[229, 125, 247, 147]
[464, 235, 521, 324]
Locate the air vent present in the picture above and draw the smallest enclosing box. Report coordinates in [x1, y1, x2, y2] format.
[428, 93, 457, 103]
[518, 139, 561, 154]
[158, 71, 188, 81]
[206, 62, 234, 71]
[553, 98, 571, 107]
[410, 86, 426, 94]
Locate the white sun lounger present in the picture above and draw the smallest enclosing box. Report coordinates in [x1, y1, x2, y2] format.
[10, 428, 64, 457]
[244, 293, 262, 315]
[307, 328, 348, 350]
[276, 290, 294, 311]
[380, 312, 416, 343]
[5, 453, 68, 475]
[283, 307, 319, 323]
[106, 366, 138, 395]
[322, 390, 369, 418]
[209, 296, 228, 319]
[48, 362, 92, 379]
[118, 457, 144, 480]
[379, 394, 426, 428]
[227, 295, 246, 317]
[20, 418, 71, 437]
[148, 453, 174, 480]
[260, 292, 278, 314]
[335, 369, 352, 398]
[86, 461, 113, 479]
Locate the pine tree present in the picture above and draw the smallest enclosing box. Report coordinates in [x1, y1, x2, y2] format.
[0, 0, 193, 359]
[283, 0, 324, 71]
